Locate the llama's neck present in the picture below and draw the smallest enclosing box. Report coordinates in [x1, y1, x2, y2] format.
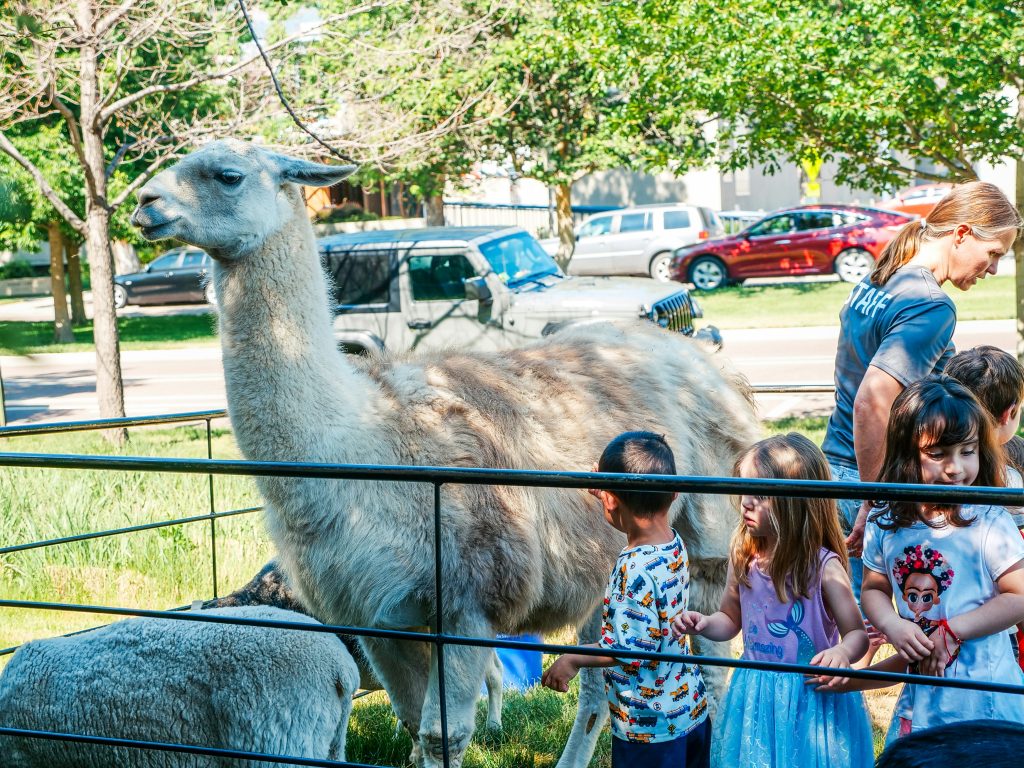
[213, 187, 382, 465]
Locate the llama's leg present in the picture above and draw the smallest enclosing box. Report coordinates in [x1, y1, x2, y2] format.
[359, 636, 432, 762]
[483, 649, 504, 731]
[418, 615, 495, 768]
[555, 606, 609, 768]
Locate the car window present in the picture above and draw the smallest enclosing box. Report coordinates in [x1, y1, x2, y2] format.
[618, 212, 652, 233]
[663, 210, 692, 230]
[834, 211, 870, 227]
[149, 253, 183, 271]
[181, 252, 206, 268]
[324, 248, 393, 307]
[795, 212, 835, 231]
[748, 215, 796, 236]
[477, 232, 560, 285]
[408, 253, 476, 302]
[578, 215, 613, 238]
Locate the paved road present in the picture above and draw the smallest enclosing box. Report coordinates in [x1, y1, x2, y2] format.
[0, 317, 1016, 425]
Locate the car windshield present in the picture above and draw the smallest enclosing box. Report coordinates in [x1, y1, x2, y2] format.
[477, 232, 562, 286]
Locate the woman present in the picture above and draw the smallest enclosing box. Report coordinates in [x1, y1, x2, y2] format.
[821, 181, 1021, 598]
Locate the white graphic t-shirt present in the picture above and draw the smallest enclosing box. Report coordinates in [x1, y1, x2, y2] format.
[864, 504, 1024, 733]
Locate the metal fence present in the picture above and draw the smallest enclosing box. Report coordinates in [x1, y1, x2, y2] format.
[2, 403, 1023, 767]
[442, 201, 618, 238]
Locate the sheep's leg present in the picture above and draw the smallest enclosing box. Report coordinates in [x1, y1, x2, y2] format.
[483, 649, 504, 731]
[418, 614, 494, 768]
[555, 606, 609, 768]
[359, 636, 432, 762]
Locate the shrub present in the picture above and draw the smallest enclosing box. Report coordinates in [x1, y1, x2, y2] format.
[315, 202, 379, 224]
[0, 259, 36, 280]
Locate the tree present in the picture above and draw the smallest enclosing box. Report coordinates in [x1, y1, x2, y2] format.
[622, 0, 1024, 350]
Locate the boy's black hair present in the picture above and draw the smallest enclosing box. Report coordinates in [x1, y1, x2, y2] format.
[945, 345, 1024, 419]
[597, 431, 676, 515]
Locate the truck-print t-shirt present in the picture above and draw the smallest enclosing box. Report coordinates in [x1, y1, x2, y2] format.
[863, 504, 1024, 732]
[599, 531, 708, 743]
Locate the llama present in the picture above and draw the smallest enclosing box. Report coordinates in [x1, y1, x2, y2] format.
[0, 606, 360, 767]
[131, 139, 760, 768]
[202, 560, 505, 730]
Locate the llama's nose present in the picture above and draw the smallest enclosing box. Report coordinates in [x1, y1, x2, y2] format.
[136, 189, 161, 208]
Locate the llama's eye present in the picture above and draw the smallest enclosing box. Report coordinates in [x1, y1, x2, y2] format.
[217, 171, 243, 186]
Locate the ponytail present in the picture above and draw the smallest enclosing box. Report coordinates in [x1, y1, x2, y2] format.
[870, 181, 1022, 287]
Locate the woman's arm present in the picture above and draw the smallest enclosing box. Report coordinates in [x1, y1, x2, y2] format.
[811, 557, 870, 688]
[862, 567, 934, 662]
[672, 560, 742, 642]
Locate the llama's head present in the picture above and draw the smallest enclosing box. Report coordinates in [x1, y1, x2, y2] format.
[130, 139, 355, 259]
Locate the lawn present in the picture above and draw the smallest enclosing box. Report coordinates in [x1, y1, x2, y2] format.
[0, 415, 902, 764]
[0, 313, 219, 355]
[695, 273, 1014, 329]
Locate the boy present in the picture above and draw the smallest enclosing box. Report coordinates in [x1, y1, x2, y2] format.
[541, 431, 710, 768]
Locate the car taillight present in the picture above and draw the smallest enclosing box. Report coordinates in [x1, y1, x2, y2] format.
[698, 230, 709, 240]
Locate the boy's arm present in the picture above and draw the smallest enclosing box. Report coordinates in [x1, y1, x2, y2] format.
[541, 644, 616, 693]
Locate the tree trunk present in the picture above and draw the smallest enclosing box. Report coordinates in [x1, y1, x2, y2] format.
[553, 182, 575, 272]
[425, 190, 445, 227]
[78, 0, 127, 444]
[66, 240, 87, 325]
[1016, 156, 1024, 365]
[48, 222, 74, 343]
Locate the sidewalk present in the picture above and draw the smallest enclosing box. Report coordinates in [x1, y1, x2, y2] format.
[0, 293, 212, 323]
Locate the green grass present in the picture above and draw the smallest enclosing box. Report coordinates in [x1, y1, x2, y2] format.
[695, 273, 1014, 329]
[0, 313, 218, 355]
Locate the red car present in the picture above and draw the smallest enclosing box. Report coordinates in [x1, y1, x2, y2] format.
[669, 205, 916, 291]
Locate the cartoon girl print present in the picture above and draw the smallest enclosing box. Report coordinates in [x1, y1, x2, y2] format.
[892, 545, 954, 627]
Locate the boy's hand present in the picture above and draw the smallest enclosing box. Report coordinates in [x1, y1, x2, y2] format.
[541, 655, 580, 693]
[887, 618, 934, 662]
[808, 646, 853, 690]
[671, 610, 707, 638]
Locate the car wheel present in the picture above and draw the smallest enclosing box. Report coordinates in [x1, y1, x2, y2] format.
[203, 281, 217, 306]
[648, 252, 674, 282]
[834, 248, 874, 284]
[113, 284, 128, 309]
[687, 256, 728, 291]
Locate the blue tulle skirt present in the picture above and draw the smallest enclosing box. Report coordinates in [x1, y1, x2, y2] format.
[712, 667, 874, 768]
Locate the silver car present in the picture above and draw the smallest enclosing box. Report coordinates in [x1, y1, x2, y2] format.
[319, 226, 716, 355]
[541, 204, 725, 282]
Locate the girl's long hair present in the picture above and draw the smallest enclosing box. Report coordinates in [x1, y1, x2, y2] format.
[873, 375, 1006, 530]
[871, 181, 1021, 286]
[732, 433, 849, 603]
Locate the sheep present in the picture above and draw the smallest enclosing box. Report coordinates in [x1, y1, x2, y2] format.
[202, 560, 505, 729]
[0, 606, 359, 767]
[130, 139, 761, 768]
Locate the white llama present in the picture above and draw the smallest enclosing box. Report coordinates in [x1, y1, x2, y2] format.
[130, 139, 760, 768]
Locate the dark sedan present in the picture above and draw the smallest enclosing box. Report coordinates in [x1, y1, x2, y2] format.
[113, 247, 215, 308]
[670, 205, 916, 291]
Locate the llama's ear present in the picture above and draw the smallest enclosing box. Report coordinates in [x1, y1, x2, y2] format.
[274, 156, 357, 188]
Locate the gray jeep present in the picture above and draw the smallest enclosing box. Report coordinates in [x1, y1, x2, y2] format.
[319, 225, 718, 354]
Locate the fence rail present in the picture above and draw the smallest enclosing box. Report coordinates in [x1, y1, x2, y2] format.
[2, 403, 1022, 767]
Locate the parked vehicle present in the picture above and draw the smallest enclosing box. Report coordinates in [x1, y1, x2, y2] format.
[318, 225, 717, 355]
[877, 182, 952, 218]
[113, 247, 214, 308]
[670, 205, 915, 291]
[718, 210, 764, 235]
[539, 204, 725, 282]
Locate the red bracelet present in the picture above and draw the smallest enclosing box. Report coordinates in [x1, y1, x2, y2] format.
[936, 619, 962, 666]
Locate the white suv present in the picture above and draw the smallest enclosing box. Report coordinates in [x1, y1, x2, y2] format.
[541, 204, 725, 282]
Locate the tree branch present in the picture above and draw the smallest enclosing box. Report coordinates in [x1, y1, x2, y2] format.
[49, 91, 90, 176]
[0, 129, 86, 236]
[95, 0, 140, 38]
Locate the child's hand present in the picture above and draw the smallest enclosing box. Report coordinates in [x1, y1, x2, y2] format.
[541, 655, 580, 693]
[807, 646, 853, 690]
[671, 610, 707, 638]
[887, 618, 934, 662]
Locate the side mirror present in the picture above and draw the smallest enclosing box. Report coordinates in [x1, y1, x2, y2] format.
[464, 276, 493, 324]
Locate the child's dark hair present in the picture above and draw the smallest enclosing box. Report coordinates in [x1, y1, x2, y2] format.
[873, 375, 1005, 530]
[944, 345, 1024, 420]
[597, 431, 676, 515]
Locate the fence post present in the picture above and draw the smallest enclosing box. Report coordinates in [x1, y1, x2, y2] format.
[206, 417, 218, 599]
[433, 481, 450, 768]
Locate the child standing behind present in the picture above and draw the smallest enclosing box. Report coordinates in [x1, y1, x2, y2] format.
[542, 431, 710, 768]
[861, 375, 1024, 737]
[671, 433, 873, 768]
